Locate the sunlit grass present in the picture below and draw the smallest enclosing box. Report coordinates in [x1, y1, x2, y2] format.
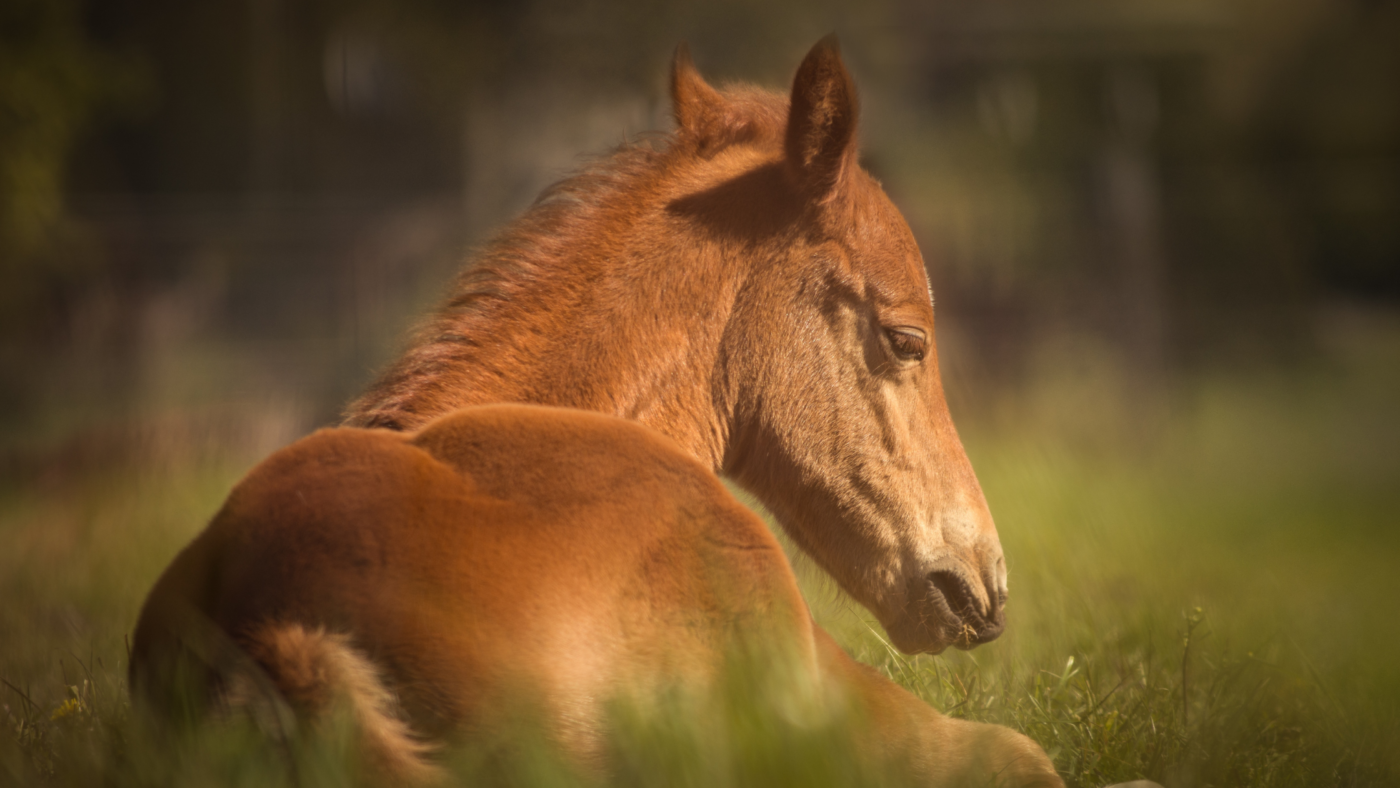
[2, 317, 1397, 786]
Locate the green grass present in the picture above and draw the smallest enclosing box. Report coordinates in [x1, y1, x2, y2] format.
[2, 317, 1398, 786]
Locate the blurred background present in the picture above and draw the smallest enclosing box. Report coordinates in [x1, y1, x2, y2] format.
[1, 0, 1396, 450]
[2, 0, 1398, 784]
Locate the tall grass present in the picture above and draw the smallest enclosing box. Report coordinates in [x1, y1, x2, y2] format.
[2, 315, 1397, 786]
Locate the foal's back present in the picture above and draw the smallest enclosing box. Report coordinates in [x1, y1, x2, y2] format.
[131, 405, 814, 753]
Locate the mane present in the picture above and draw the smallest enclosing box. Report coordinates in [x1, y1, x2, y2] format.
[436, 141, 665, 342]
[343, 85, 791, 430]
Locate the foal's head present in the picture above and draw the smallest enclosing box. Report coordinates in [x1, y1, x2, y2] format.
[669, 40, 1006, 654]
[347, 38, 1009, 655]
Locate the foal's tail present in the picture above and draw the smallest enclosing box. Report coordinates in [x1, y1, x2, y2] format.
[235, 623, 442, 785]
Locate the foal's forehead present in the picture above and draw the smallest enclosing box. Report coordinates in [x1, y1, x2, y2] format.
[845, 173, 932, 311]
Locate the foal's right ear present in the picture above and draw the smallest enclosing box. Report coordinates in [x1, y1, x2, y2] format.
[785, 36, 859, 199]
[671, 43, 723, 133]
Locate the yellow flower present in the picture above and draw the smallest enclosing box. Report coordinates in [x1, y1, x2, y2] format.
[50, 698, 82, 721]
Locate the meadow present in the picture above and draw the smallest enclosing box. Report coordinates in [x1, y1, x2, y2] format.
[1, 308, 1397, 787]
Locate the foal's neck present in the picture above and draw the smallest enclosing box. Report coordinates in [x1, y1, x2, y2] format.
[343, 177, 742, 471]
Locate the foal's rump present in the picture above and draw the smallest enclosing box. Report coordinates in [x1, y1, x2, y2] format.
[130, 404, 814, 764]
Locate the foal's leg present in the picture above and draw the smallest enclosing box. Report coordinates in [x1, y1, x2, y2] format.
[813, 629, 1063, 788]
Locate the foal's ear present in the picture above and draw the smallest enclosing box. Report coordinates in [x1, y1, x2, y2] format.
[671, 42, 723, 133]
[785, 36, 859, 199]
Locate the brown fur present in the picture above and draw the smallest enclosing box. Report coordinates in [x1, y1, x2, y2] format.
[132, 406, 1058, 785]
[235, 624, 442, 784]
[130, 40, 1062, 786]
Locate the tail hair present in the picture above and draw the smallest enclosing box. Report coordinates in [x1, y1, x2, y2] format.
[231, 623, 442, 785]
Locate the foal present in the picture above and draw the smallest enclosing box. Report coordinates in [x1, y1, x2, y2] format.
[131, 39, 1063, 787]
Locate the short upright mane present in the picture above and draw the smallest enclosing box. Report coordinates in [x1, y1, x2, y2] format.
[343, 84, 790, 432]
[342, 145, 660, 428]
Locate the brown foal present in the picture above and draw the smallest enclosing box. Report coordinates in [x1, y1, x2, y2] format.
[130, 39, 1062, 787]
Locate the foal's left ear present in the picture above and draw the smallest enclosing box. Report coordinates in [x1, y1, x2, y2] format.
[671, 42, 723, 134]
[785, 36, 859, 199]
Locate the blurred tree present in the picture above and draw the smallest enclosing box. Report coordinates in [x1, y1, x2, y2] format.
[889, 0, 1399, 376]
[1257, 0, 1400, 298]
[0, 0, 145, 333]
[1, 0, 1394, 438]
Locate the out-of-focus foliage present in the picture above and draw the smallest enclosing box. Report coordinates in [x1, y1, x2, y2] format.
[0, 0, 145, 331]
[890, 0, 1400, 375]
[1, 0, 1394, 441]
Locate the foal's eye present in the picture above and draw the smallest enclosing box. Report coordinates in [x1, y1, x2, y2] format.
[885, 327, 926, 363]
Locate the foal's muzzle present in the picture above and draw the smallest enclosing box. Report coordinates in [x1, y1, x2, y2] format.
[885, 555, 1009, 654]
[887, 564, 1006, 653]
[926, 568, 1006, 649]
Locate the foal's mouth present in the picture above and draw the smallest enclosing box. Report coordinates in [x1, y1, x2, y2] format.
[884, 568, 1008, 655]
[918, 569, 1006, 652]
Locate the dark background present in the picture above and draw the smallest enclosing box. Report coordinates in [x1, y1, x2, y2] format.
[2, 0, 1397, 469]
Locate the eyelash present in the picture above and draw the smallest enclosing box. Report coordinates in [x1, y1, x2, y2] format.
[884, 328, 926, 362]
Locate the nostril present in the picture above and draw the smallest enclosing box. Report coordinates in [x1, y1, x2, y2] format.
[985, 571, 1007, 613]
[983, 554, 1008, 615]
[927, 570, 979, 620]
[989, 586, 1007, 621]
